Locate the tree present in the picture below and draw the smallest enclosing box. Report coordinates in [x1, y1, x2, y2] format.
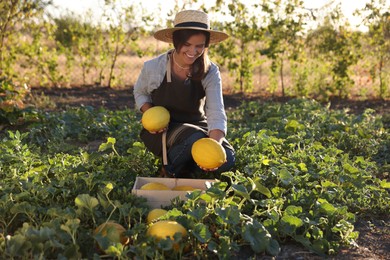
[306, 5, 361, 99]
[0, 0, 52, 77]
[356, 0, 389, 99]
[210, 0, 261, 93]
[257, 0, 307, 97]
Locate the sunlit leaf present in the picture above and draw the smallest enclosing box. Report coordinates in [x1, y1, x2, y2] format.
[298, 162, 308, 172]
[285, 119, 304, 132]
[319, 201, 337, 216]
[98, 137, 116, 152]
[343, 163, 360, 174]
[284, 205, 303, 216]
[75, 194, 99, 211]
[280, 215, 304, 234]
[380, 180, 390, 189]
[253, 179, 272, 198]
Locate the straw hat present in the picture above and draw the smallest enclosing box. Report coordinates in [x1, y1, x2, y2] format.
[154, 10, 229, 44]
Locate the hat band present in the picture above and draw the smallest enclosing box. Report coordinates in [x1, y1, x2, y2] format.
[175, 21, 209, 30]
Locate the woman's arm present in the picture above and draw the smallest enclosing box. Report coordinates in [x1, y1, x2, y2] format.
[209, 129, 225, 143]
[202, 62, 228, 138]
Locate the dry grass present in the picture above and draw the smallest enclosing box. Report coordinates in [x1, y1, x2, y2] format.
[15, 35, 389, 100]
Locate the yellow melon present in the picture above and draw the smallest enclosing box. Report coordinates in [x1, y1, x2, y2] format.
[141, 106, 170, 132]
[93, 222, 129, 253]
[191, 138, 227, 169]
[140, 182, 170, 190]
[146, 220, 187, 241]
[147, 209, 168, 224]
[172, 185, 196, 191]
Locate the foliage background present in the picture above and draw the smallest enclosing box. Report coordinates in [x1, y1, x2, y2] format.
[0, 0, 389, 259]
[0, 0, 389, 105]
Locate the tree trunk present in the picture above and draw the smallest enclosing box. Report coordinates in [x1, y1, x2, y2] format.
[280, 59, 285, 97]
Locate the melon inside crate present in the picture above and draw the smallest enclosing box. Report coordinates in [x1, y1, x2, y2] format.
[132, 177, 215, 208]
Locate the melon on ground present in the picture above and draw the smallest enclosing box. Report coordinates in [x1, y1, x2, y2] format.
[146, 220, 187, 241]
[147, 209, 168, 224]
[93, 222, 129, 253]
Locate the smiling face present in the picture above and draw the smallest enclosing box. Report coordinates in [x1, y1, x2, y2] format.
[172, 30, 210, 67]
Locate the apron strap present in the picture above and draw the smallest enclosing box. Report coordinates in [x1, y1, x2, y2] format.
[162, 130, 168, 165]
[166, 52, 172, 83]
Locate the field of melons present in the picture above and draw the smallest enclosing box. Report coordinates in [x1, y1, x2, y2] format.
[0, 98, 389, 259]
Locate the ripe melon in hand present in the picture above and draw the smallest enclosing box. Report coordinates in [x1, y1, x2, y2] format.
[93, 222, 129, 253]
[141, 106, 170, 132]
[140, 182, 170, 190]
[191, 138, 227, 169]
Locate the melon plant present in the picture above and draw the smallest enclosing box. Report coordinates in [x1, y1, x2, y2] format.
[191, 138, 227, 169]
[141, 106, 170, 132]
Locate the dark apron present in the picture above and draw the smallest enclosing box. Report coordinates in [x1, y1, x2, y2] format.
[140, 74, 207, 156]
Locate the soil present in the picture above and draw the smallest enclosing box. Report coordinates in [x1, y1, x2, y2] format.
[29, 85, 389, 260]
[30, 85, 390, 115]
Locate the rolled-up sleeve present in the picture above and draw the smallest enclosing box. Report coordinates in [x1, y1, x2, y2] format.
[134, 64, 152, 111]
[133, 53, 169, 111]
[202, 63, 227, 135]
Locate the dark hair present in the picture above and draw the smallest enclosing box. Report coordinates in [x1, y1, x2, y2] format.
[172, 29, 211, 80]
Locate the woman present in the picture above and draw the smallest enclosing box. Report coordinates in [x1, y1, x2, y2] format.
[134, 10, 235, 178]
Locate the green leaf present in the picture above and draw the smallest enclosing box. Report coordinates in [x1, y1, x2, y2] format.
[6, 234, 29, 256]
[75, 194, 99, 211]
[104, 244, 123, 256]
[186, 189, 203, 200]
[298, 162, 308, 172]
[262, 159, 271, 165]
[253, 179, 272, 198]
[280, 215, 304, 234]
[193, 223, 211, 243]
[242, 220, 270, 253]
[232, 184, 251, 200]
[319, 200, 337, 216]
[10, 201, 36, 215]
[321, 180, 337, 188]
[284, 205, 303, 216]
[60, 218, 80, 235]
[266, 239, 281, 256]
[98, 137, 116, 152]
[188, 207, 207, 221]
[279, 169, 293, 186]
[199, 193, 213, 203]
[380, 180, 390, 189]
[343, 163, 360, 174]
[285, 119, 304, 132]
[215, 206, 241, 225]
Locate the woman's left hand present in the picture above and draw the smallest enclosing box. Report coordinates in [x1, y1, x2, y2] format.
[149, 127, 167, 134]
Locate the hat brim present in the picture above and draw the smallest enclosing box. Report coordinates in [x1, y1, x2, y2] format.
[154, 27, 229, 44]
